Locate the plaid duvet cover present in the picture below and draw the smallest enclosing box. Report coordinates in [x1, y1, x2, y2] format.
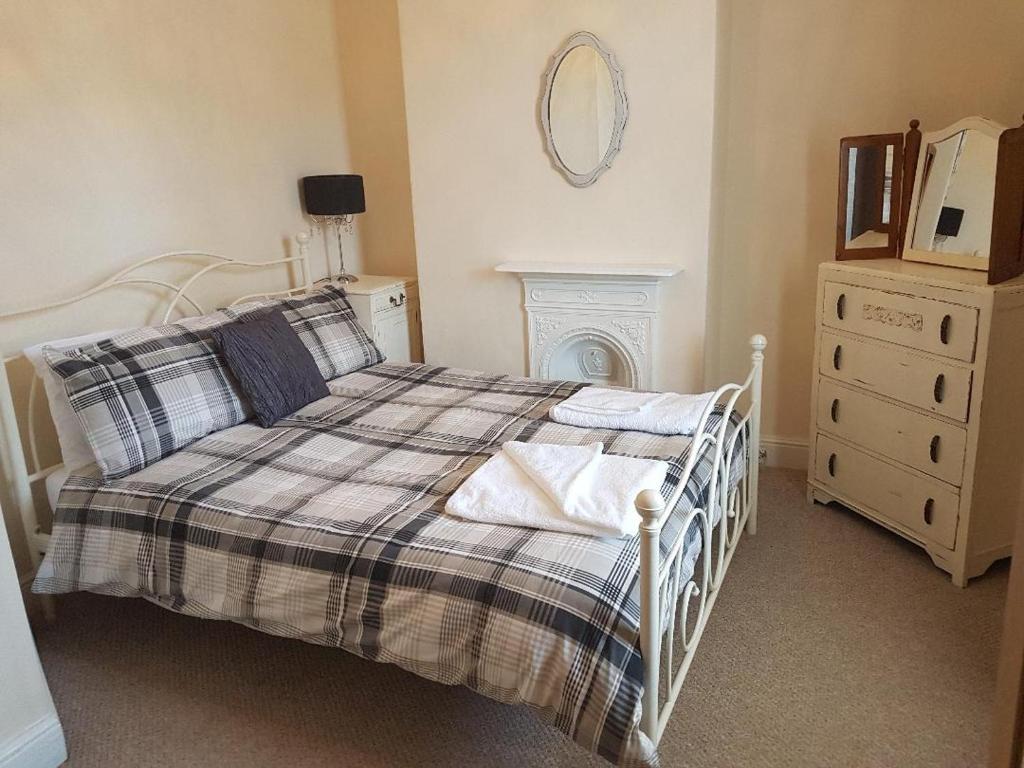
[35, 363, 743, 766]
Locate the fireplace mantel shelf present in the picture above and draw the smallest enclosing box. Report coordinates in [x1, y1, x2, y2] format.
[495, 261, 682, 279]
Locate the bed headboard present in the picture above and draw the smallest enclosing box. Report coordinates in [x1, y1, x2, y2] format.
[0, 232, 314, 572]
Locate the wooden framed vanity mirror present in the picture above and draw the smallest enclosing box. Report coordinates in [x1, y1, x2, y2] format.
[903, 117, 1003, 271]
[835, 133, 903, 260]
[901, 115, 1024, 284]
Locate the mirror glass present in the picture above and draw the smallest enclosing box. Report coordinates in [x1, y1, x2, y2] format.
[911, 129, 999, 259]
[844, 144, 896, 249]
[548, 44, 615, 175]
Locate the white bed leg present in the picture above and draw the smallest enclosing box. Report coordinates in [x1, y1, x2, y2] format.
[636, 489, 665, 744]
[746, 335, 767, 536]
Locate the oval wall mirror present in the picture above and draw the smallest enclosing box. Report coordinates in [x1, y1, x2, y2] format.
[540, 31, 628, 187]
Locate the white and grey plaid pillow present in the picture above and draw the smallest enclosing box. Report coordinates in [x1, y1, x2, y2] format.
[45, 286, 383, 480]
[228, 285, 383, 380]
[44, 309, 252, 480]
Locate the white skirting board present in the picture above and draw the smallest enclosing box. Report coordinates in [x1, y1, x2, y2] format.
[760, 437, 808, 470]
[0, 715, 67, 768]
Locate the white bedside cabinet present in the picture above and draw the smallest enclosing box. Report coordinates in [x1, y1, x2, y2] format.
[343, 275, 423, 364]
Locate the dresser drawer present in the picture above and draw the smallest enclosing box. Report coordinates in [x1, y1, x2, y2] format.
[816, 379, 968, 485]
[819, 331, 973, 422]
[823, 282, 978, 362]
[814, 436, 960, 549]
[370, 283, 418, 315]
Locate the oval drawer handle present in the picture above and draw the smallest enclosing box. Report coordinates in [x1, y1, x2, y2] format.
[836, 293, 846, 320]
[933, 374, 946, 404]
[833, 345, 842, 371]
[940, 314, 952, 345]
[827, 453, 837, 477]
[830, 398, 840, 423]
[923, 498, 935, 526]
[929, 435, 940, 463]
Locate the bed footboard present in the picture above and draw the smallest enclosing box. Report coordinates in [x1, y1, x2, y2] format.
[637, 334, 766, 744]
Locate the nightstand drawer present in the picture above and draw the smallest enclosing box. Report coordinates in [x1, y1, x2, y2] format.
[370, 283, 418, 315]
[819, 331, 973, 422]
[816, 379, 968, 485]
[823, 282, 978, 362]
[815, 435, 960, 549]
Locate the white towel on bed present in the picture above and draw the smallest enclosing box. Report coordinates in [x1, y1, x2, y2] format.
[445, 441, 668, 538]
[549, 387, 716, 436]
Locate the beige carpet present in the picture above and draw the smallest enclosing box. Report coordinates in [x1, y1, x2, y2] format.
[32, 468, 1008, 767]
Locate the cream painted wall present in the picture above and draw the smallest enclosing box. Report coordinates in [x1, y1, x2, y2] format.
[0, 0, 359, 575]
[706, 0, 1024, 450]
[334, 0, 417, 278]
[397, 1, 717, 392]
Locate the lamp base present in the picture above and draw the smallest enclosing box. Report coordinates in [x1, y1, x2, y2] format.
[315, 273, 360, 286]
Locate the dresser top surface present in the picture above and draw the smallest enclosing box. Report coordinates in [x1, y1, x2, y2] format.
[824, 259, 1024, 293]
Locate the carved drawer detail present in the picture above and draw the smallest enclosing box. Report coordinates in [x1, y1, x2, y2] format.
[861, 303, 924, 332]
[823, 282, 978, 362]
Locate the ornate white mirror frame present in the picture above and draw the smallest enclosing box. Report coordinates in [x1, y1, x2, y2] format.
[540, 31, 628, 188]
[903, 115, 1006, 272]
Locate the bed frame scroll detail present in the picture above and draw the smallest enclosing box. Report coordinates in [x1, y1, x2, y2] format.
[637, 334, 766, 744]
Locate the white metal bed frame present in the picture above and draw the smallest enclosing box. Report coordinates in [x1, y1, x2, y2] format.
[0, 231, 764, 751]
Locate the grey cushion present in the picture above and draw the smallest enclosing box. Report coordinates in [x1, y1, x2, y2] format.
[211, 310, 329, 428]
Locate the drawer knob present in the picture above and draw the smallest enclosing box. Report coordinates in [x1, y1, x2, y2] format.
[923, 498, 935, 525]
[827, 453, 837, 477]
[836, 293, 846, 320]
[929, 435, 940, 463]
[832, 345, 842, 371]
[940, 314, 952, 345]
[830, 398, 840, 423]
[933, 374, 946, 404]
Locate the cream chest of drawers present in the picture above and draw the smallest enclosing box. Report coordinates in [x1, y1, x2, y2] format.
[344, 275, 424, 364]
[807, 259, 1024, 586]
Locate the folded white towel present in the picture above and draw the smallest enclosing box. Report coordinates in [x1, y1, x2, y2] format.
[550, 387, 716, 436]
[444, 441, 668, 538]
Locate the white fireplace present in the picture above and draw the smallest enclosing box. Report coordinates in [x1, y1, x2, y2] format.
[495, 262, 682, 389]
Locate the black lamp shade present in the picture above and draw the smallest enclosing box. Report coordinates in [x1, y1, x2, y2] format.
[301, 175, 366, 216]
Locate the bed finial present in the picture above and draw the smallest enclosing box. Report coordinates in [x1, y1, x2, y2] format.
[296, 231, 312, 290]
[750, 334, 767, 353]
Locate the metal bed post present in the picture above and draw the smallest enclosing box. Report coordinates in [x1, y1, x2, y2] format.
[636, 488, 665, 739]
[636, 334, 766, 745]
[747, 334, 766, 535]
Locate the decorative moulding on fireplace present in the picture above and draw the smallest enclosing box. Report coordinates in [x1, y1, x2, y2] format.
[495, 261, 682, 390]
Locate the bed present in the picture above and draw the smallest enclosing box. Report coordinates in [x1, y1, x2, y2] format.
[0, 236, 765, 767]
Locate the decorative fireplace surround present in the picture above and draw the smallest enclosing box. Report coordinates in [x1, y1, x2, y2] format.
[495, 262, 682, 389]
